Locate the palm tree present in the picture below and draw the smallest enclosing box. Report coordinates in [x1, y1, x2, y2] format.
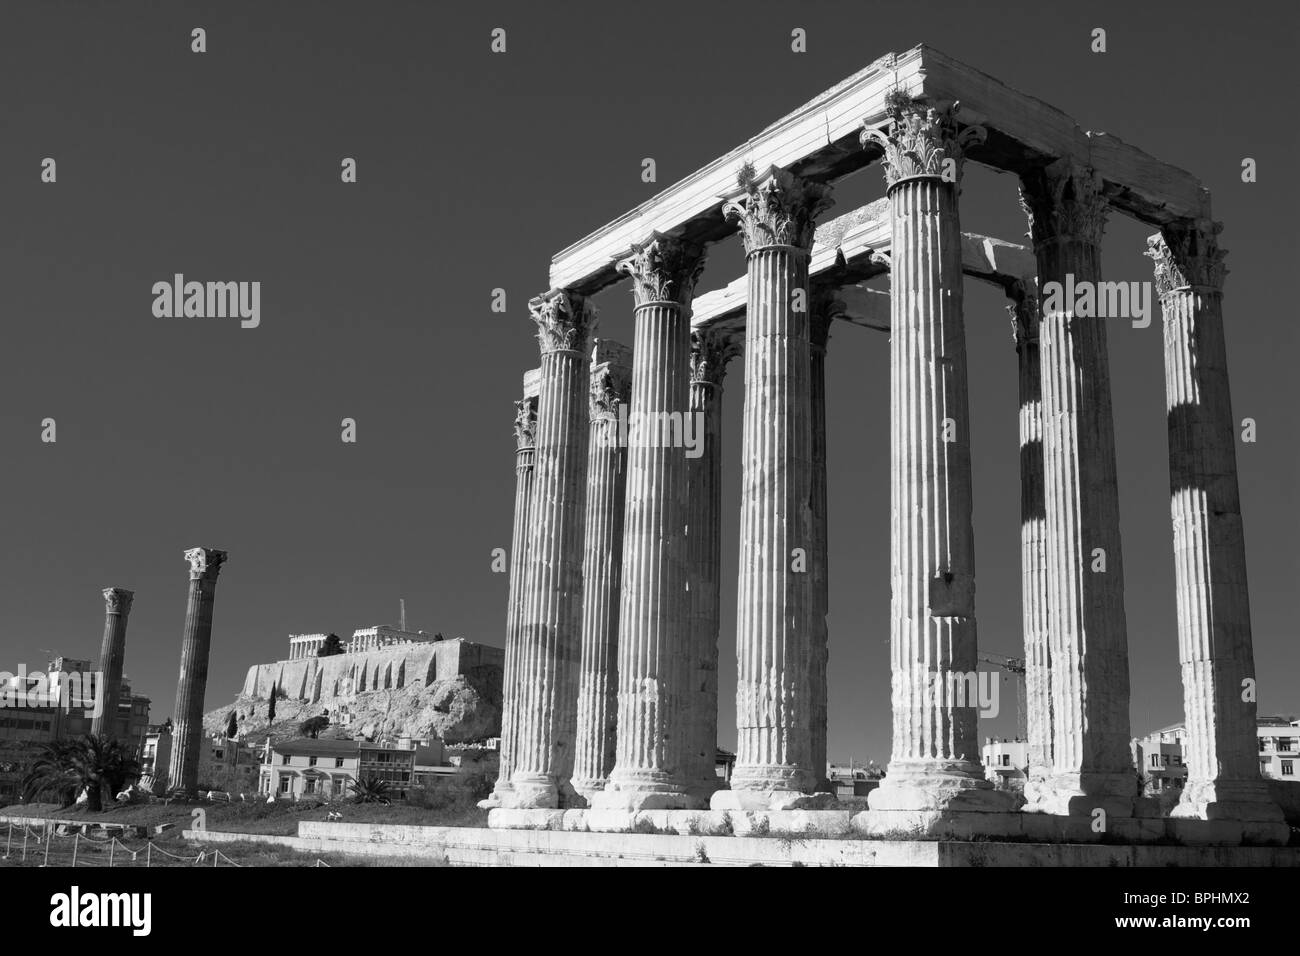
[349, 776, 391, 805]
[22, 735, 141, 812]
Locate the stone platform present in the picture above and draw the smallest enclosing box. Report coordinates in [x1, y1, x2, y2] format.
[488, 807, 1293, 847]
[182, 821, 1300, 867]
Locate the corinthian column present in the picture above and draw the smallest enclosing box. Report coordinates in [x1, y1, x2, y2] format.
[483, 385, 538, 808]
[595, 235, 706, 811]
[167, 547, 227, 796]
[1019, 159, 1133, 816]
[572, 341, 633, 802]
[509, 291, 596, 809]
[91, 588, 134, 740]
[861, 99, 1005, 818]
[1147, 223, 1285, 842]
[711, 166, 831, 810]
[809, 294, 842, 793]
[682, 327, 741, 800]
[1009, 280, 1053, 803]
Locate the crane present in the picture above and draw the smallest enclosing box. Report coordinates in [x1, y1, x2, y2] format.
[978, 651, 1027, 739]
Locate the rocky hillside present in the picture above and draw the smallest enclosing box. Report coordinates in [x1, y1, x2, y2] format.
[204, 666, 501, 744]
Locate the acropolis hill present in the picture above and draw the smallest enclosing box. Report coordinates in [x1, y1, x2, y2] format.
[203, 627, 505, 743]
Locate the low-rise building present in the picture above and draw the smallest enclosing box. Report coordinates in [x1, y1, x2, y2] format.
[259, 738, 417, 800]
[1131, 717, 1299, 789]
[982, 738, 1029, 791]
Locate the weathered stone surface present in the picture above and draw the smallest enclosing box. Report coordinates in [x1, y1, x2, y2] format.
[716, 167, 831, 806]
[1020, 159, 1134, 816]
[91, 588, 134, 739]
[862, 100, 1007, 816]
[509, 290, 597, 809]
[208, 642, 503, 744]
[572, 341, 631, 802]
[596, 236, 706, 811]
[167, 548, 226, 795]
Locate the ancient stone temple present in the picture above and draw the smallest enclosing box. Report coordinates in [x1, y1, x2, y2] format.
[485, 45, 1285, 845]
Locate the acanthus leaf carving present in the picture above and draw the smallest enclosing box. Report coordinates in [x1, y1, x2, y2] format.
[615, 233, 706, 307]
[722, 165, 833, 255]
[1145, 220, 1226, 297]
[529, 290, 597, 355]
[860, 94, 986, 188]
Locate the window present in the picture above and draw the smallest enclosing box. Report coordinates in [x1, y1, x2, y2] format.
[1150, 755, 1160, 768]
[305, 779, 316, 794]
[281, 755, 290, 765]
[1283, 761, 1294, 777]
[1001, 755, 1010, 767]
[279, 776, 291, 793]
[335, 758, 344, 768]
[1280, 739, 1294, 753]
[309, 757, 317, 767]
[214, 749, 223, 759]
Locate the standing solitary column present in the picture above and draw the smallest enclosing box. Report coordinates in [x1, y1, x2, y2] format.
[572, 341, 632, 803]
[596, 235, 707, 811]
[167, 547, 227, 796]
[509, 291, 596, 809]
[1010, 281, 1054, 805]
[1020, 159, 1133, 817]
[1147, 223, 1285, 843]
[91, 588, 135, 740]
[712, 166, 832, 810]
[483, 384, 538, 808]
[682, 327, 741, 800]
[809, 296, 841, 793]
[862, 99, 1007, 821]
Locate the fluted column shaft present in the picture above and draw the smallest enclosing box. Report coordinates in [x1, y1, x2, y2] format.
[489, 395, 537, 804]
[717, 167, 831, 805]
[860, 101, 1005, 816]
[1148, 224, 1281, 828]
[92, 588, 135, 740]
[1021, 160, 1132, 813]
[168, 548, 226, 795]
[1012, 285, 1053, 795]
[809, 307, 834, 791]
[683, 330, 739, 797]
[598, 236, 705, 810]
[573, 352, 632, 800]
[885, 176, 982, 776]
[510, 291, 595, 809]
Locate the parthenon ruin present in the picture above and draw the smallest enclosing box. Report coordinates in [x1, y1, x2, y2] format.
[485, 45, 1286, 845]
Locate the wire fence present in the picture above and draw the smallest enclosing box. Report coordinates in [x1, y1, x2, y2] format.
[0, 820, 329, 868]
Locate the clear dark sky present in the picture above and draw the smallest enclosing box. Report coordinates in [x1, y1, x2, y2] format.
[0, 0, 1295, 765]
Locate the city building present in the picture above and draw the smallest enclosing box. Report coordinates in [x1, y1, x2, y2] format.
[1130, 717, 1300, 791]
[259, 738, 417, 800]
[982, 738, 1030, 792]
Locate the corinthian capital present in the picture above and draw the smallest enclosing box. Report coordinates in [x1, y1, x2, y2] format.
[860, 94, 986, 188]
[102, 587, 135, 615]
[689, 328, 742, 386]
[722, 165, 833, 255]
[615, 233, 706, 308]
[529, 289, 597, 355]
[1018, 159, 1109, 247]
[1007, 279, 1041, 348]
[184, 547, 227, 581]
[513, 396, 538, 450]
[1145, 220, 1227, 297]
